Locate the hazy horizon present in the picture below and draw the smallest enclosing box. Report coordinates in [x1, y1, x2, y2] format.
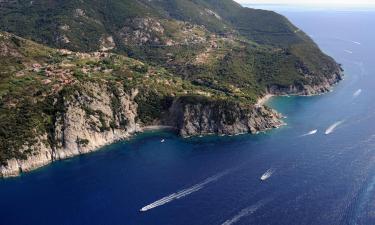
[235, 0, 375, 5]
[236, 0, 375, 11]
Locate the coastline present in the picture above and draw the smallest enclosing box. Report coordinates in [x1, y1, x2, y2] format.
[0, 72, 342, 179]
[0, 95, 275, 179]
[255, 94, 274, 107]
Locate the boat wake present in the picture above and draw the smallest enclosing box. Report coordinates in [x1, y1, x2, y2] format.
[221, 199, 272, 225]
[353, 89, 362, 97]
[140, 170, 230, 212]
[325, 121, 344, 135]
[344, 50, 353, 54]
[352, 41, 361, 45]
[301, 129, 318, 137]
[331, 37, 361, 46]
[260, 169, 274, 181]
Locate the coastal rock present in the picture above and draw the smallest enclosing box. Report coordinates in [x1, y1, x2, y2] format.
[53, 83, 139, 159]
[267, 70, 343, 96]
[0, 70, 341, 178]
[0, 83, 140, 177]
[166, 99, 283, 137]
[0, 136, 52, 177]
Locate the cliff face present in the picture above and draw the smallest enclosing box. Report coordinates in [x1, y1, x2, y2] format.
[267, 67, 343, 96]
[166, 99, 283, 137]
[0, 82, 285, 177]
[0, 83, 140, 177]
[52, 83, 139, 159]
[0, 67, 343, 177]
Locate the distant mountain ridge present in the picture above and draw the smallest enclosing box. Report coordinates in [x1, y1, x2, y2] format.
[0, 0, 342, 177]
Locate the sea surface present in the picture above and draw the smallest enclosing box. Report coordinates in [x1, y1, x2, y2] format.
[1, 6, 375, 225]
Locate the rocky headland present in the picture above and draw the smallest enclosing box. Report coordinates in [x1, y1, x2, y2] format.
[0, 68, 342, 177]
[0, 0, 343, 177]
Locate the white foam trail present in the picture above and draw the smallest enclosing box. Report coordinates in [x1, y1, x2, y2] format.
[353, 89, 362, 97]
[344, 50, 353, 54]
[221, 199, 272, 225]
[352, 41, 361, 45]
[301, 129, 318, 137]
[140, 171, 230, 212]
[260, 169, 274, 181]
[325, 121, 344, 135]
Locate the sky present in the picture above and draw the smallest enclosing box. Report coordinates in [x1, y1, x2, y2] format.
[234, 0, 375, 5]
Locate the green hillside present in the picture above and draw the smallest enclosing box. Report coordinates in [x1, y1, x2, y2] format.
[0, 0, 342, 166]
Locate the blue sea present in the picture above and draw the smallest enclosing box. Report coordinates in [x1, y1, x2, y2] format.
[1, 6, 375, 225]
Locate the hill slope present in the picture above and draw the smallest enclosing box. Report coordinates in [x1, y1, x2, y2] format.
[0, 0, 343, 177]
[0, 0, 341, 92]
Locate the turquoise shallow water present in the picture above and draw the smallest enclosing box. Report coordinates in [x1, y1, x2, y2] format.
[1, 8, 375, 225]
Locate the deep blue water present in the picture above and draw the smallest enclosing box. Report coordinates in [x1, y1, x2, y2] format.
[1, 7, 375, 225]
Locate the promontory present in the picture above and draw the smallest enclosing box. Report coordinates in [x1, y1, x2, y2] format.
[0, 0, 342, 177]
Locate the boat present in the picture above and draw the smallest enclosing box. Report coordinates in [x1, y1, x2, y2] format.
[260, 169, 273, 181]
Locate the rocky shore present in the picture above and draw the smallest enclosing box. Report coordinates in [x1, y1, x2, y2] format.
[0, 69, 343, 178]
[267, 69, 343, 96]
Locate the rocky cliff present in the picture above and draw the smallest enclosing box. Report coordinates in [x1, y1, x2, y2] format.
[166, 98, 283, 137]
[267, 68, 343, 96]
[0, 68, 343, 177]
[0, 81, 287, 177]
[0, 83, 140, 177]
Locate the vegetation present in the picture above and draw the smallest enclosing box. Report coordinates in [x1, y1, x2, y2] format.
[76, 138, 89, 147]
[0, 0, 341, 166]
